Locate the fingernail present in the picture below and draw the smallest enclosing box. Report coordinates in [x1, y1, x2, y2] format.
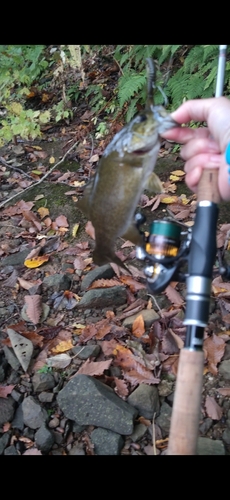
[209, 155, 221, 165]
[208, 140, 220, 152]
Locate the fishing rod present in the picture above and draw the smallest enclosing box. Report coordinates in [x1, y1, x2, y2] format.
[136, 45, 228, 454]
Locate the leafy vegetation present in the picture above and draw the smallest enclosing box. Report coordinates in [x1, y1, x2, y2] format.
[0, 45, 229, 146]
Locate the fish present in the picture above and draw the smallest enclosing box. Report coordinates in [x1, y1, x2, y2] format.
[78, 58, 179, 268]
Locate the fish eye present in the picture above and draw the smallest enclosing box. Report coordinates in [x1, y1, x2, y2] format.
[138, 114, 147, 122]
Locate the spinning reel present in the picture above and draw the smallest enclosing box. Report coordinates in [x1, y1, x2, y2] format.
[135, 213, 230, 294]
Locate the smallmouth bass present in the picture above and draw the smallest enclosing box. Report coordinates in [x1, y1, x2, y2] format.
[78, 59, 179, 268]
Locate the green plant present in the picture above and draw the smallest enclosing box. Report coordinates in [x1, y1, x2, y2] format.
[37, 365, 53, 374]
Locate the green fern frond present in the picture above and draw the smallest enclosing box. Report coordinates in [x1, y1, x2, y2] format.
[118, 72, 146, 107]
[126, 97, 139, 122]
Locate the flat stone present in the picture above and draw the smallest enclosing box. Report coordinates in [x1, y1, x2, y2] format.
[12, 404, 24, 431]
[223, 342, 230, 361]
[77, 287, 127, 309]
[81, 264, 115, 291]
[32, 372, 55, 393]
[4, 445, 19, 455]
[0, 396, 16, 426]
[219, 360, 230, 380]
[123, 309, 159, 328]
[71, 344, 101, 360]
[0, 249, 31, 267]
[43, 274, 71, 291]
[38, 392, 54, 403]
[22, 396, 48, 429]
[91, 427, 124, 455]
[57, 374, 138, 435]
[155, 402, 172, 437]
[127, 385, 160, 419]
[11, 389, 23, 404]
[35, 424, 55, 454]
[222, 428, 230, 445]
[199, 418, 213, 435]
[197, 437, 225, 455]
[130, 423, 147, 442]
[0, 432, 10, 455]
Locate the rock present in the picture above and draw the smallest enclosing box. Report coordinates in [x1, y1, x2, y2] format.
[0, 432, 10, 455]
[0, 249, 31, 267]
[4, 445, 19, 455]
[71, 345, 101, 360]
[219, 360, 230, 380]
[222, 428, 230, 445]
[68, 442, 85, 455]
[127, 385, 160, 419]
[22, 396, 48, 429]
[199, 417, 213, 435]
[32, 372, 55, 393]
[122, 309, 159, 328]
[3, 346, 20, 371]
[155, 402, 172, 436]
[81, 264, 115, 291]
[157, 379, 174, 398]
[12, 404, 24, 431]
[197, 437, 225, 455]
[223, 342, 230, 361]
[130, 423, 147, 442]
[91, 428, 124, 455]
[77, 287, 127, 309]
[43, 274, 71, 291]
[57, 374, 138, 435]
[0, 353, 7, 382]
[11, 389, 23, 404]
[72, 422, 86, 434]
[48, 417, 59, 429]
[38, 392, 54, 403]
[0, 396, 16, 426]
[35, 424, 55, 454]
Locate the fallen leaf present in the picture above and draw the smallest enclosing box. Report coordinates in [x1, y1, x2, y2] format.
[132, 314, 145, 337]
[85, 221, 95, 240]
[55, 215, 69, 227]
[72, 223, 80, 237]
[23, 448, 42, 455]
[24, 295, 42, 325]
[75, 358, 112, 376]
[37, 207, 49, 219]
[7, 328, 33, 372]
[0, 385, 15, 398]
[100, 339, 118, 356]
[88, 278, 121, 289]
[37, 325, 63, 340]
[89, 154, 99, 163]
[114, 377, 129, 398]
[165, 284, 184, 306]
[160, 195, 178, 204]
[203, 334, 225, 375]
[24, 255, 49, 268]
[49, 156, 55, 164]
[22, 210, 42, 231]
[47, 353, 72, 369]
[119, 275, 146, 293]
[216, 387, 230, 396]
[170, 170, 185, 176]
[205, 395, 223, 420]
[51, 339, 73, 353]
[123, 368, 160, 386]
[18, 277, 42, 290]
[2, 200, 34, 216]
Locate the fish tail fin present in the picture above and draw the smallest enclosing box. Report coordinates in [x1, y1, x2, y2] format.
[93, 246, 128, 271]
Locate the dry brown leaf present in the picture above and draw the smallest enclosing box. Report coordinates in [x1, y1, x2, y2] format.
[79, 324, 98, 343]
[18, 277, 42, 290]
[123, 369, 160, 386]
[23, 448, 42, 455]
[76, 358, 112, 376]
[4, 269, 18, 288]
[37, 207, 49, 219]
[85, 221, 95, 240]
[165, 284, 184, 306]
[114, 377, 129, 398]
[33, 347, 49, 371]
[161, 354, 179, 376]
[24, 295, 42, 325]
[203, 334, 225, 375]
[0, 385, 15, 398]
[119, 275, 146, 293]
[22, 210, 42, 231]
[174, 209, 191, 220]
[73, 256, 90, 270]
[7, 329, 33, 372]
[216, 387, 230, 396]
[100, 339, 118, 356]
[2, 200, 34, 216]
[132, 314, 145, 338]
[205, 395, 223, 420]
[88, 278, 121, 289]
[55, 215, 69, 227]
[121, 240, 135, 248]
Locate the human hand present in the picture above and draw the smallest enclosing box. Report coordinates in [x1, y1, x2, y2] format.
[163, 97, 230, 201]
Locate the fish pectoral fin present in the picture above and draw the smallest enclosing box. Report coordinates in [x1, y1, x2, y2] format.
[145, 172, 164, 193]
[122, 224, 145, 247]
[77, 178, 95, 216]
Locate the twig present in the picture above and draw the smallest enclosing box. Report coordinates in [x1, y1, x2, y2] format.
[0, 141, 79, 209]
[0, 156, 34, 180]
[147, 293, 164, 318]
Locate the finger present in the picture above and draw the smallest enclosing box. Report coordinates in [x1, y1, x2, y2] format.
[170, 97, 230, 124]
[181, 137, 220, 160]
[184, 153, 222, 174]
[162, 125, 209, 144]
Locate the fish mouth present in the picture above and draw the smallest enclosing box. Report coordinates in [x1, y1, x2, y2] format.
[132, 143, 157, 156]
